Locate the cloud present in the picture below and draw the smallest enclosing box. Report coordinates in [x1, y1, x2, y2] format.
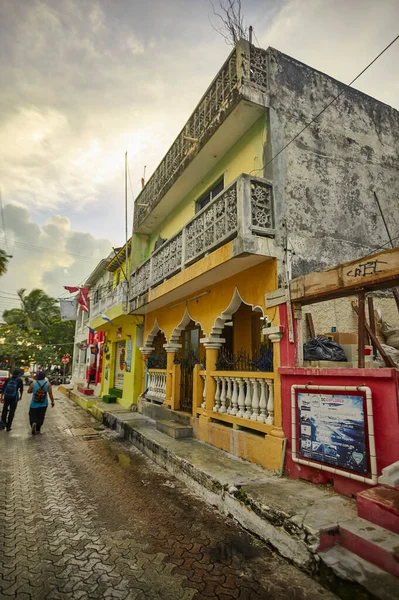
[0, 203, 112, 309]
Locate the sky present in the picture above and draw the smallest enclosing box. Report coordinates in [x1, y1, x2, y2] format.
[0, 0, 398, 309]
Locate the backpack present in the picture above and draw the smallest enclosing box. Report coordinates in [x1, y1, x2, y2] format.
[4, 378, 19, 401]
[34, 382, 47, 404]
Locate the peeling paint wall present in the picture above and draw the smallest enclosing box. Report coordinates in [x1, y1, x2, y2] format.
[266, 48, 399, 281]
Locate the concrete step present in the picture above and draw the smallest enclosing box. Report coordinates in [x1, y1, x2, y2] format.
[319, 545, 399, 600]
[357, 485, 399, 535]
[339, 516, 399, 577]
[156, 420, 193, 439]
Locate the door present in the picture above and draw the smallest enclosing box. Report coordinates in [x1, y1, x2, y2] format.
[114, 341, 126, 390]
[179, 325, 200, 413]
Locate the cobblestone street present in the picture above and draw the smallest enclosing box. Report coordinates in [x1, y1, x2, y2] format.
[0, 390, 337, 600]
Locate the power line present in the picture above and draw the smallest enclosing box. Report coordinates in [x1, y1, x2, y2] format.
[0, 238, 101, 264]
[250, 33, 399, 176]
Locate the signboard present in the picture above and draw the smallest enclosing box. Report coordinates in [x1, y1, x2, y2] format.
[298, 392, 368, 475]
[114, 341, 126, 390]
[61, 355, 70, 364]
[125, 339, 132, 373]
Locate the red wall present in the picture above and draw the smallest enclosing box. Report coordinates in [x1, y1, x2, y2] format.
[278, 305, 399, 497]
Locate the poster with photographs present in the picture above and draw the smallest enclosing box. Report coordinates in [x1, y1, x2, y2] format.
[298, 392, 368, 474]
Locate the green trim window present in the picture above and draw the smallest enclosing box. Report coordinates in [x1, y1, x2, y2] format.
[195, 177, 224, 213]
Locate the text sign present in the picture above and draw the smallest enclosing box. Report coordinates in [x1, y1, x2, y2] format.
[61, 356, 70, 364]
[298, 392, 368, 475]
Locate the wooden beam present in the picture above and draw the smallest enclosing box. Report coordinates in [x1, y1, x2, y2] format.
[265, 288, 286, 308]
[367, 296, 378, 358]
[393, 288, 399, 313]
[288, 247, 399, 305]
[357, 292, 365, 368]
[352, 301, 396, 368]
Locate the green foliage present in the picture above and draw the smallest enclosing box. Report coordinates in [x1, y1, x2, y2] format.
[0, 249, 9, 276]
[0, 288, 75, 371]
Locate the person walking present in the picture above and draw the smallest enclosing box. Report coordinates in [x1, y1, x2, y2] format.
[0, 369, 23, 432]
[27, 371, 54, 435]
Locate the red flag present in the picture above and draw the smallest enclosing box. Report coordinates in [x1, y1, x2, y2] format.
[78, 288, 89, 313]
[64, 286, 79, 293]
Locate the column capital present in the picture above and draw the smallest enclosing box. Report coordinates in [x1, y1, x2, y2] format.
[268, 333, 282, 343]
[163, 343, 182, 353]
[140, 346, 154, 356]
[262, 325, 284, 343]
[201, 337, 225, 350]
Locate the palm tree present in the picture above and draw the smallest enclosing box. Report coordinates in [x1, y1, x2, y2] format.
[0, 249, 9, 276]
[3, 288, 58, 332]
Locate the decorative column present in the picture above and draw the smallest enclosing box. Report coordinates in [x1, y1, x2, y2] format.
[201, 337, 225, 412]
[266, 331, 285, 438]
[164, 343, 181, 408]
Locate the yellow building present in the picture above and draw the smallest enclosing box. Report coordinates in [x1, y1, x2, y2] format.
[128, 40, 285, 471]
[90, 242, 143, 408]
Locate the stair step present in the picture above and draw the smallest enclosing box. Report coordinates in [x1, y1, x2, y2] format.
[156, 420, 193, 439]
[357, 485, 399, 534]
[319, 545, 399, 600]
[339, 517, 399, 577]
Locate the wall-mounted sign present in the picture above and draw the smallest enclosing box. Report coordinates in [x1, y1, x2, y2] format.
[114, 341, 126, 390]
[116, 327, 123, 339]
[297, 392, 368, 475]
[125, 339, 132, 373]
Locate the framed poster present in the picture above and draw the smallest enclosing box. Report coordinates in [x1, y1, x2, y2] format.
[114, 341, 126, 390]
[297, 391, 369, 475]
[125, 339, 132, 373]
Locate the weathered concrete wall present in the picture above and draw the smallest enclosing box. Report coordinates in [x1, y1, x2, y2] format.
[266, 48, 399, 281]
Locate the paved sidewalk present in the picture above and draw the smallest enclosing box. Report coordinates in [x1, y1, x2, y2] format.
[0, 389, 336, 600]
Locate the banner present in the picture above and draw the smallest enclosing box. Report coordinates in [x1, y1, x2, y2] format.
[59, 298, 77, 321]
[78, 288, 90, 313]
[298, 392, 368, 474]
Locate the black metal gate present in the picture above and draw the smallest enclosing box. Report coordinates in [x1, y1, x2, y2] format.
[177, 350, 198, 413]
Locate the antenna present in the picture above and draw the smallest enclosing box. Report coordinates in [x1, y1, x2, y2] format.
[141, 165, 146, 189]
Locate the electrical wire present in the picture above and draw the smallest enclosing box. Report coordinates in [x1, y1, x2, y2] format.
[250, 34, 399, 176]
[0, 238, 100, 264]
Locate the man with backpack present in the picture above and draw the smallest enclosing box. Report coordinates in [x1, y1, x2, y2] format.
[0, 369, 24, 432]
[27, 371, 55, 435]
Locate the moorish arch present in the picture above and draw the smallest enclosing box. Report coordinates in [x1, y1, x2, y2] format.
[209, 286, 265, 339]
[140, 319, 166, 354]
[169, 307, 205, 346]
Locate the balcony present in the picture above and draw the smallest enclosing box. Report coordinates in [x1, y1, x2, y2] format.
[130, 174, 275, 311]
[90, 282, 128, 322]
[134, 41, 269, 233]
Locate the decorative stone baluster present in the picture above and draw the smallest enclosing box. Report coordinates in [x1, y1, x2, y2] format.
[213, 376, 221, 412]
[244, 378, 252, 419]
[251, 379, 260, 421]
[219, 377, 227, 413]
[230, 379, 238, 415]
[266, 381, 274, 425]
[201, 375, 206, 409]
[226, 377, 232, 414]
[237, 378, 245, 418]
[258, 379, 267, 423]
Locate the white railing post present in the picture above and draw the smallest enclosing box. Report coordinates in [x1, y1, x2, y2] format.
[226, 377, 232, 413]
[258, 379, 267, 423]
[219, 377, 227, 413]
[213, 376, 221, 412]
[266, 381, 274, 425]
[230, 379, 238, 415]
[201, 375, 206, 409]
[237, 378, 245, 418]
[244, 378, 252, 419]
[251, 380, 260, 421]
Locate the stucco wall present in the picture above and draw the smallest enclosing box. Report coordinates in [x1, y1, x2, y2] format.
[266, 48, 399, 282]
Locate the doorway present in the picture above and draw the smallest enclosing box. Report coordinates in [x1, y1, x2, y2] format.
[178, 320, 202, 413]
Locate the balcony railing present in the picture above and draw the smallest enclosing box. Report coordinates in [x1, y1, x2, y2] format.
[134, 41, 268, 229]
[130, 174, 274, 304]
[90, 282, 128, 320]
[146, 369, 167, 404]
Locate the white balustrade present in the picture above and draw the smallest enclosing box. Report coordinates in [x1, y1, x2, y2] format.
[147, 371, 167, 404]
[201, 374, 206, 409]
[212, 374, 274, 426]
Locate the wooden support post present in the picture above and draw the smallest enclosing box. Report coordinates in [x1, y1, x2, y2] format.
[352, 301, 396, 368]
[357, 292, 366, 368]
[305, 312, 315, 339]
[367, 296, 378, 359]
[393, 288, 399, 313]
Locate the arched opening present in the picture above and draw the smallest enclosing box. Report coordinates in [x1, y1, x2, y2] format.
[175, 318, 205, 413]
[147, 330, 167, 368]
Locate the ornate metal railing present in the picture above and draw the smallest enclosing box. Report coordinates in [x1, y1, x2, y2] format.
[130, 174, 274, 303]
[90, 282, 128, 320]
[134, 41, 268, 229]
[147, 352, 167, 370]
[216, 346, 273, 372]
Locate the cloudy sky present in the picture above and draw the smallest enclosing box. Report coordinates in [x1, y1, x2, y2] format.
[0, 0, 398, 310]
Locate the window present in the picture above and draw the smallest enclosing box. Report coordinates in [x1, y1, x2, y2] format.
[195, 177, 224, 213]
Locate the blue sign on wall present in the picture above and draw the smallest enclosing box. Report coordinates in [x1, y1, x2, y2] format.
[125, 339, 133, 373]
[298, 393, 368, 474]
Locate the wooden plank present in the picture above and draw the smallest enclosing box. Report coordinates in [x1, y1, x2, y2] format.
[357, 292, 365, 368]
[393, 288, 399, 313]
[289, 247, 399, 304]
[265, 288, 286, 308]
[352, 301, 396, 368]
[367, 296, 378, 358]
[305, 313, 315, 338]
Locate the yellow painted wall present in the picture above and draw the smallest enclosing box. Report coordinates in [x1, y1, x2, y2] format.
[100, 316, 143, 408]
[146, 115, 266, 255]
[143, 259, 278, 346]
